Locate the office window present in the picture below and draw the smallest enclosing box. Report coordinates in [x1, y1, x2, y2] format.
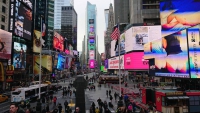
[1, 25, 5, 30]
[1, 15, 5, 22]
[2, 6, 6, 13]
[2, 0, 6, 4]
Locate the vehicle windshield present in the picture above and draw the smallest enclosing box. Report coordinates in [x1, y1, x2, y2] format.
[12, 91, 20, 95]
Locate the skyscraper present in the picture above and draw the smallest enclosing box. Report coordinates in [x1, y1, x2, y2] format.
[104, 9, 109, 30]
[114, 0, 129, 24]
[86, 1, 97, 69]
[54, 0, 74, 30]
[0, 0, 10, 31]
[61, 6, 77, 50]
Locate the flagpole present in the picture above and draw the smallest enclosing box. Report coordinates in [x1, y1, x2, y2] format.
[118, 16, 121, 97]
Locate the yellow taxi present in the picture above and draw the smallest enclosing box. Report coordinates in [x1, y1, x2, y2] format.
[43, 81, 51, 85]
[0, 94, 8, 103]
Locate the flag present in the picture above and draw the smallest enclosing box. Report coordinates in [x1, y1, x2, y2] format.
[110, 25, 120, 40]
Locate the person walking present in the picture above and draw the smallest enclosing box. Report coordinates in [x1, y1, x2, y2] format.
[106, 90, 108, 98]
[53, 96, 57, 106]
[109, 90, 111, 96]
[110, 95, 113, 103]
[114, 92, 117, 101]
[95, 107, 100, 113]
[64, 100, 68, 112]
[58, 103, 63, 113]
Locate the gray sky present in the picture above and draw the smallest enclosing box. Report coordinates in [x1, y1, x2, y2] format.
[74, 0, 114, 54]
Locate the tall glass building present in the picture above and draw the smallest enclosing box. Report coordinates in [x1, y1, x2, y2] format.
[104, 9, 109, 30]
[54, 0, 74, 29]
[85, 1, 97, 68]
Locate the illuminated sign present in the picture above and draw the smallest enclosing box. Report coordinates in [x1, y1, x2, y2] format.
[165, 92, 184, 96]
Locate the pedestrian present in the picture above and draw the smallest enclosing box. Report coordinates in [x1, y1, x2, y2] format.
[50, 95, 53, 103]
[53, 96, 57, 106]
[10, 103, 25, 113]
[52, 107, 59, 113]
[42, 107, 46, 113]
[92, 102, 96, 112]
[97, 97, 102, 107]
[114, 92, 117, 101]
[106, 90, 108, 97]
[46, 104, 50, 112]
[58, 103, 62, 113]
[74, 107, 81, 113]
[36, 99, 42, 113]
[105, 108, 111, 113]
[109, 90, 111, 96]
[64, 100, 68, 111]
[95, 107, 100, 113]
[42, 97, 46, 106]
[110, 95, 113, 103]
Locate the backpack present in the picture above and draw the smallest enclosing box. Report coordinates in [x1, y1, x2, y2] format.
[128, 105, 133, 111]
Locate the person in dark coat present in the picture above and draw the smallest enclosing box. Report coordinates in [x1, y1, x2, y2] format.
[58, 103, 63, 113]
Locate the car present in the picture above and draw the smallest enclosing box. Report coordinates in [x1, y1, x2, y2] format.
[43, 81, 51, 85]
[0, 94, 8, 103]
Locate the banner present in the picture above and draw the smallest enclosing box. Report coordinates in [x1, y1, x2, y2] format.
[0, 62, 4, 82]
[0, 29, 12, 59]
[108, 55, 124, 69]
[33, 55, 52, 75]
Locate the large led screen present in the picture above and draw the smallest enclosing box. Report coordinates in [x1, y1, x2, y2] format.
[89, 60, 95, 69]
[124, 52, 148, 70]
[125, 26, 161, 52]
[155, 30, 190, 78]
[89, 50, 95, 59]
[13, 42, 27, 68]
[33, 55, 52, 75]
[14, 0, 32, 40]
[188, 25, 200, 78]
[33, 30, 43, 53]
[90, 26, 94, 32]
[53, 31, 64, 51]
[105, 59, 108, 69]
[0, 29, 12, 59]
[116, 33, 126, 56]
[89, 39, 95, 43]
[57, 54, 66, 70]
[160, 0, 200, 37]
[89, 32, 95, 38]
[110, 40, 116, 57]
[108, 55, 124, 69]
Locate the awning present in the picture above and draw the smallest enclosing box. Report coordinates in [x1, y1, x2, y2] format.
[167, 96, 189, 100]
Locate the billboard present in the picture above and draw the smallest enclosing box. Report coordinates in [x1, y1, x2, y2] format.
[89, 43, 95, 50]
[89, 59, 95, 69]
[155, 30, 190, 78]
[0, 29, 12, 59]
[105, 59, 108, 69]
[108, 55, 124, 69]
[53, 31, 64, 51]
[14, 0, 32, 40]
[33, 55, 52, 75]
[115, 33, 126, 56]
[89, 39, 95, 43]
[124, 52, 148, 70]
[101, 53, 105, 61]
[13, 42, 27, 68]
[160, 0, 200, 37]
[57, 54, 66, 70]
[33, 30, 42, 53]
[89, 32, 95, 38]
[188, 25, 200, 78]
[149, 58, 155, 76]
[125, 26, 161, 52]
[90, 26, 94, 32]
[89, 19, 94, 24]
[110, 40, 116, 57]
[89, 50, 95, 59]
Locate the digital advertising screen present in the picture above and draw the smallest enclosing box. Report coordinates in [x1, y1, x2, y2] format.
[160, 0, 200, 37]
[116, 33, 126, 56]
[149, 58, 155, 76]
[0, 29, 12, 59]
[89, 59, 95, 69]
[188, 25, 200, 78]
[90, 26, 94, 32]
[110, 40, 117, 57]
[124, 52, 148, 70]
[33, 30, 43, 53]
[33, 55, 52, 75]
[89, 19, 94, 24]
[53, 31, 64, 51]
[89, 39, 95, 43]
[155, 30, 190, 78]
[13, 42, 27, 68]
[65, 57, 69, 69]
[14, 0, 32, 40]
[89, 50, 95, 59]
[89, 44, 95, 50]
[105, 59, 108, 69]
[57, 54, 66, 70]
[89, 32, 95, 38]
[108, 55, 124, 69]
[125, 26, 161, 52]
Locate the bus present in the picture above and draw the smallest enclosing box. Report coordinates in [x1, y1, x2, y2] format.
[11, 84, 48, 102]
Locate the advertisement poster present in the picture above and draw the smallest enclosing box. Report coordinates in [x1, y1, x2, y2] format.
[110, 40, 117, 57]
[188, 25, 200, 78]
[0, 29, 12, 59]
[149, 58, 155, 76]
[105, 59, 108, 69]
[116, 33, 125, 56]
[33, 55, 52, 75]
[124, 52, 148, 70]
[108, 55, 124, 69]
[89, 50, 95, 59]
[90, 26, 94, 32]
[155, 30, 190, 78]
[0, 62, 4, 82]
[13, 42, 27, 68]
[89, 43, 95, 50]
[53, 31, 64, 51]
[89, 19, 94, 24]
[57, 54, 66, 70]
[14, 0, 32, 40]
[89, 59, 95, 69]
[160, 0, 200, 37]
[144, 38, 166, 59]
[89, 32, 95, 38]
[89, 39, 95, 43]
[33, 30, 43, 53]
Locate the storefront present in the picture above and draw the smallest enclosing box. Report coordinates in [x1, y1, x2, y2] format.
[186, 91, 200, 113]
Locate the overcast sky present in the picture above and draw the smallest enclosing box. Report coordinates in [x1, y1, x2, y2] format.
[74, 0, 114, 54]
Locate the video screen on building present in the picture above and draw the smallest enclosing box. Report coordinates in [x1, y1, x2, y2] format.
[14, 0, 32, 40]
[57, 54, 66, 70]
[13, 42, 27, 68]
[53, 31, 64, 51]
[160, 0, 200, 37]
[155, 30, 190, 78]
[0, 29, 12, 59]
[89, 39, 95, 43]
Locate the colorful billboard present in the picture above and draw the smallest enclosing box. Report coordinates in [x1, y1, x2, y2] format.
[89, 59, 95, 69]
[57, 54, 66, 70]
[13, 42, 27, 68]
[89, 39, 95, 43]
[53, 31, 64, 51]
[188, 25, 200, 78]
[155, 30, 190, 78]
[0, 29, 12, 59]
[160, 0, 200, 37]
[125, 26, 161, 52]
[116, 32, 126, 56]
[108, 55, 124, 69]
[110, 40, 116, 57]
[89, 32, 95, 38]
[89, 50, 95, 59]
[124, 52, 148, 70]
[33, 55, 52, 75]
[105, 59, 108, 69]
[33, 30, 42, 53]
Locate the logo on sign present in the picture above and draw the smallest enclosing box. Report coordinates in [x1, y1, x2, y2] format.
[150, 65, 155, 70]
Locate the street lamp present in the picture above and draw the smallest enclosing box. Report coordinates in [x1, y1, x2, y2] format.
[39, 15, 43, 99]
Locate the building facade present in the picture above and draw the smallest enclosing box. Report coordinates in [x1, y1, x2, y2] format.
[129, 0, 160, 24]
[61, 6, 77, 50]
[104, 9, 109, 30]
[0, 0, 10, 31]
[85, 1, 97, 68]
[114, 0, 129, 25]
[54, 0, 74, 30]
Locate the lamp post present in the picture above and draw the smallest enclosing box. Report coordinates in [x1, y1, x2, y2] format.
[39, 15, 43, 99]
